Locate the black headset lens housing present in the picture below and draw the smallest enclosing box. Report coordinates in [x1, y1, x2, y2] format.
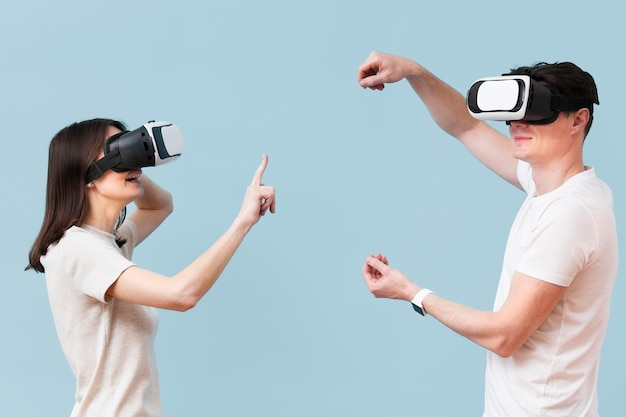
[85, 121, 184, 184]
[466, 75, 592, 125]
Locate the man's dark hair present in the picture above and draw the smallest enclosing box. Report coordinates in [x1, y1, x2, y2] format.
[506, 62, 599, 137]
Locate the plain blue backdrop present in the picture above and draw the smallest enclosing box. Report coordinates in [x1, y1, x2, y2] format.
[2, 1, 624, 416]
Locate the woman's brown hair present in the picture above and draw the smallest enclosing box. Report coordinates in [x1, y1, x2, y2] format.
[26, 118, 127, 272]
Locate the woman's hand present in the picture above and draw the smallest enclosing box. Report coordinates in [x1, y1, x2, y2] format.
[235, 154, 276, 229]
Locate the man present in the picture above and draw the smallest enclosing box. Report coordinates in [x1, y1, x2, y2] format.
[357, 51, 618, 417]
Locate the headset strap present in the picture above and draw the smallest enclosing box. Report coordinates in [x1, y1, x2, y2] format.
[85, 151, 122, 184]
[551, 95, 593, 112]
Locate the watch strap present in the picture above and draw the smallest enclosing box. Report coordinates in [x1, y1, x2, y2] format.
[411, 289, 435, 316]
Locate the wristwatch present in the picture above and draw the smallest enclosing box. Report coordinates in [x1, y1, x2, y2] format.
[411, 289, 434, 316]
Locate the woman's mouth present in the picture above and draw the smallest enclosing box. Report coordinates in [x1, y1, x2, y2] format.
[125, 171, 142, 182]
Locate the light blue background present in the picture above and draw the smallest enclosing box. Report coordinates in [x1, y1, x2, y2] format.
[2, 1, 624, 416]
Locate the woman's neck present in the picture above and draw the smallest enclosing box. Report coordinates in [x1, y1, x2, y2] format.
[82, 206, 124, 233]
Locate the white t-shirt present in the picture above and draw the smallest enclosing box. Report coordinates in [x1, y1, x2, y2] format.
[483, 161, 618, 417]
[42, 220, 162, 417]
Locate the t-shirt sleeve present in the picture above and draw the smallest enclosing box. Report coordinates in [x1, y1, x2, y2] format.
[517, 197, 597, 287]
[63, 231, 137, 303]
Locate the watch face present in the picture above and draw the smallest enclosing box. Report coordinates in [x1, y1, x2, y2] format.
[412, 303, 425, 316]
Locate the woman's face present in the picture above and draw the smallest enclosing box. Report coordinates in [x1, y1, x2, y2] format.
[89, 126, 144, 206]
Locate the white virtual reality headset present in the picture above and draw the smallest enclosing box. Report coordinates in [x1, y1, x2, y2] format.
[466, 75, 591, 125]
[85, 121, 184, 183]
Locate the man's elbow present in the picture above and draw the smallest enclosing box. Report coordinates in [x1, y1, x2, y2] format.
[492, 345, 516, 358]
[491, 336, 524, 358]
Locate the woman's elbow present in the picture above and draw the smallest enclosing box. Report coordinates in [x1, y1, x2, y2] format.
[171, 293, 199, 312]
[168, 281, 200, 312]
[164, 193, 174, 216]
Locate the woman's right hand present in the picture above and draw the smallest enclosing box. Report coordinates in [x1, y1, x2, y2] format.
[236, 154, 276, 228]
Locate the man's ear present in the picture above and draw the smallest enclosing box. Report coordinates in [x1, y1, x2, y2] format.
[570, 108, 590, 135]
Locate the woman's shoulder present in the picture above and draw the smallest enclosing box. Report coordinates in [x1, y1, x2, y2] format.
[50, 225, 123, 261]
[117, 219, 138, 246]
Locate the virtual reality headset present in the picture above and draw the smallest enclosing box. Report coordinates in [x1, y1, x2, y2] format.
[85, 121, 184, 184]
[466, 75, 591, 124]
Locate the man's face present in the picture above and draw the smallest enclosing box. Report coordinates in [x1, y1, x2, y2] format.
[508, 111, 582, 165]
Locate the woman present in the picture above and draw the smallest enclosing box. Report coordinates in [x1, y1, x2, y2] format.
[26, 118, 276, 416]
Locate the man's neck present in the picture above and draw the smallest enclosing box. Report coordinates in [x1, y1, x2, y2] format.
[530, 160, 586, 196]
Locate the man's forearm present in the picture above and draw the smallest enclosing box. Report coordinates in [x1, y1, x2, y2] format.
[405, 68, 481, 139]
